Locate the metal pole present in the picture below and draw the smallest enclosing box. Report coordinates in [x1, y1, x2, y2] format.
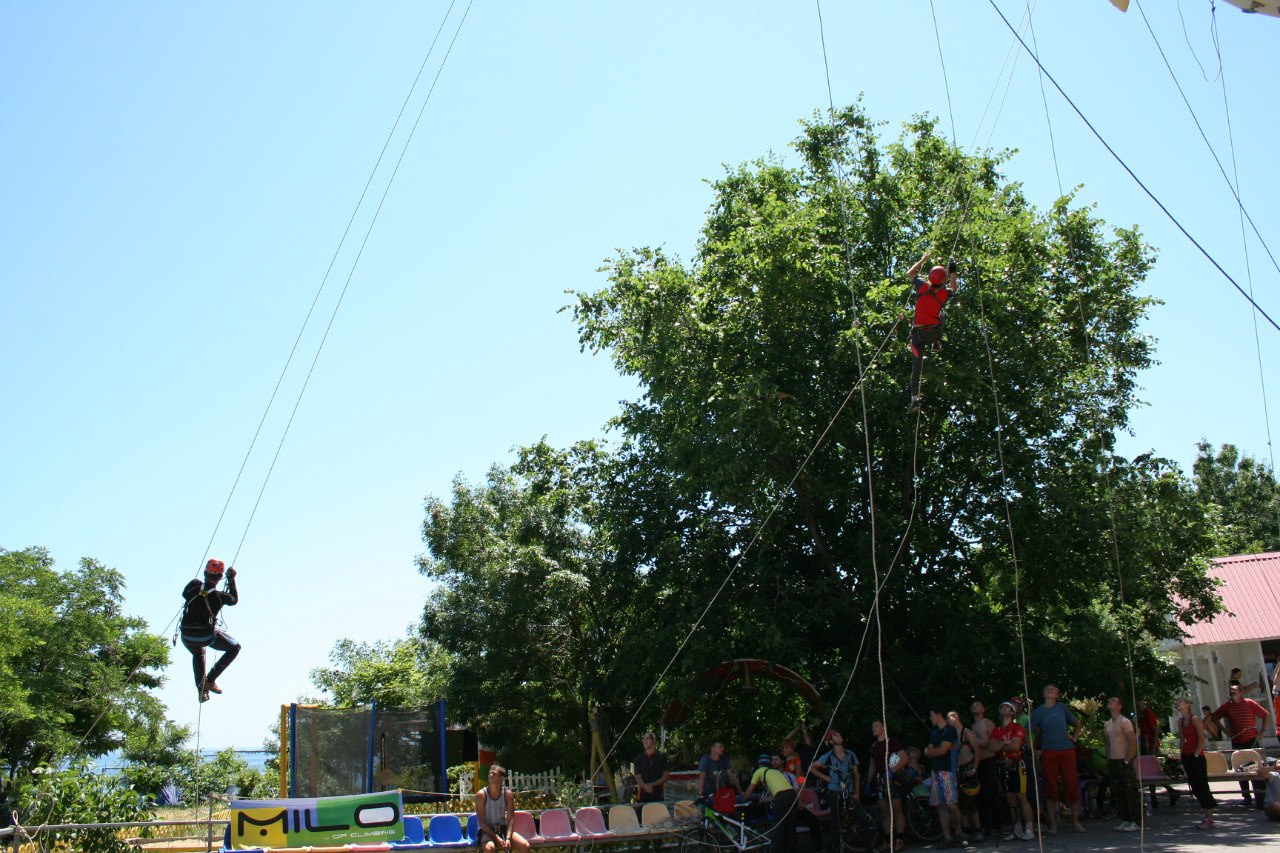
[366, 702, 377, 795]
[279, 704, 290, 798]
[289, 704, 298, 798]
[436, 700, 448, 795]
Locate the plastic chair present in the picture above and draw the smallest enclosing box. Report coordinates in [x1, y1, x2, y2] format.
[639, 802, 673, 833]
[466, 813, 480, 845]
[1134, 755, 1163, 783]
[607, 805, 647, 835]
[533, 808, 580, 845]
[429, 814, 469, 848]
[799, 788, 830, 820]
[391, 816, 430, 850]
[1230, 748, 1262, 771]
[1205, 751, 1229, 774]
[573, 807, 613, 839]
[512, 811, 539, 842]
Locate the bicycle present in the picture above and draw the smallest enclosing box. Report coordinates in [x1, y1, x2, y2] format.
[677, 796, 773, 853]
[902, 790, 942, 843]
[825, 788, 878, 853]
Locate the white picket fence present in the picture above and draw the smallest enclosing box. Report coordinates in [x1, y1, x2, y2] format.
[458, 767, 563, 799]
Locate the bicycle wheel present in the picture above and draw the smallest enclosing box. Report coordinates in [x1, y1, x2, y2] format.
[838, 804, 879, 853]
[685, 821, 732, 853]
[904, 797, 941, 843]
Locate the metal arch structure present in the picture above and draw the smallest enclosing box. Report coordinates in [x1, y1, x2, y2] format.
[659, 659, 826, 728]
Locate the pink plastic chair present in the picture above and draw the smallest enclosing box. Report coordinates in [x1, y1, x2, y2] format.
[511, 811, 538, 842]
[533, 808, 580, 846]
[1134, 754, 1163, 783]
[800, 788, 830, 820]
[572, 807, 613, 838]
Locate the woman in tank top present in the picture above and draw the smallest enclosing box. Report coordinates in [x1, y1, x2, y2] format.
[1176, 698, 1217, 830]
[476, 765, 531, 853]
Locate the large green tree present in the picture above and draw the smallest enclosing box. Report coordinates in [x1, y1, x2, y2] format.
[1193, 440, 1280, 554]
[569, 105, 1220, 733]
[418, 441, 641, 768]
[0, 547, 170, 812]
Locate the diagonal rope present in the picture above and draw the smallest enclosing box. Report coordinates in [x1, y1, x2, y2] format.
[983, 0, 1280, 335]
[229, 0, 476, 566]
[1132, 0, 1280, 281]
[599, 316, 907, 775]
[1208, 3, 1278, 541]
[193, 0, 462, 579]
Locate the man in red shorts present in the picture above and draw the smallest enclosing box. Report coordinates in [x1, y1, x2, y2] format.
[1029, 684, 1084, 834]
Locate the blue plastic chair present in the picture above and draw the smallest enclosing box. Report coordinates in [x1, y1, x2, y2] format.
[466, 813, 480, 845]
[428, 814, 469, 848]
[391, 815, 430, 850]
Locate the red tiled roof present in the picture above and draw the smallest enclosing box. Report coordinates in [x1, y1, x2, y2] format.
[1182, 552, 1280, 646]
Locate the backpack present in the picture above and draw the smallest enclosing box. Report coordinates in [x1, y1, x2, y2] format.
[712, 787, 738, 815]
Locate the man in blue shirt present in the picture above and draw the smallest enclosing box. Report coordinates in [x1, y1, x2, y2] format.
[698, 741, 741, 798]
[924, 708, 963, 848]
[1029, 684, 1084, 834]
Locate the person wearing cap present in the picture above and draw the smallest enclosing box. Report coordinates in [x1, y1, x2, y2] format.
[903, 250, 959, 412]
[1212, 685, 1271, 807]
[991, 701, 1034, 841]
[743, 753, 809, 853]
[633, 732, 669, 803]
[180, 558, 240, 702]
[811, 728, 861, 824]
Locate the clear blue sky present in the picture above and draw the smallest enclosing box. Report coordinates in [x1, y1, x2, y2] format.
[3, 1, 1277, 753]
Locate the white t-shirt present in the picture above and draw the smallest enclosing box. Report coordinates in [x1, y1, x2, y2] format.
[1104, 716, 1135, 761]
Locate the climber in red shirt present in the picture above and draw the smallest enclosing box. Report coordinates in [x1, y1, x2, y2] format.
[904, 251, 958, 411]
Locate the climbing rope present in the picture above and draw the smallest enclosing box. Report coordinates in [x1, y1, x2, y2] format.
[926, 2, 1043, 848]
[1208, 2, 1278, 540]
[226, 0, 476, 570]
[983, 0, 1280, 335]
[598, 315, 908, 775]
[191, 0, 466, 580]
[1018, 1, 1149, 843]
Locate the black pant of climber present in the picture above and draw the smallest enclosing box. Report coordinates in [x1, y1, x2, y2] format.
[909, 323, 944, 403]
[182, 630, 241, 692]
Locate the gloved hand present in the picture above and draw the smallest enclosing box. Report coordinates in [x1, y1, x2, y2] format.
[947, 260, 958, 275]
[226, 567, 237, 580]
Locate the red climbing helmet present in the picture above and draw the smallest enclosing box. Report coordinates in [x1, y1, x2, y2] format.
[205, 559, 225, 577]
[928, 265, 948, 285]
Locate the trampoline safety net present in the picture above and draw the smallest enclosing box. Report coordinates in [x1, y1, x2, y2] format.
[290, 704, 440, 797]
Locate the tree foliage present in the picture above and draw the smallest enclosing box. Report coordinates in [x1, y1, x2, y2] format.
[310, 637, 453, 709]
[1193, 440, 1280, 554]
[17, 760, 154, 853]
[0, 547, 170, 810]
[417, 441, 637, 768]
[568, 105, 1219, 732]
[409, 106, 1225, 767]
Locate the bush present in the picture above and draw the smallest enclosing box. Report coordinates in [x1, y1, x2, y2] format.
[18, 760, 154, 853]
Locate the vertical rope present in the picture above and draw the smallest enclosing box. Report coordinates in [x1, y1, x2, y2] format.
[1213, 5, 1278, 544]
[927, 3, 1041, 848]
